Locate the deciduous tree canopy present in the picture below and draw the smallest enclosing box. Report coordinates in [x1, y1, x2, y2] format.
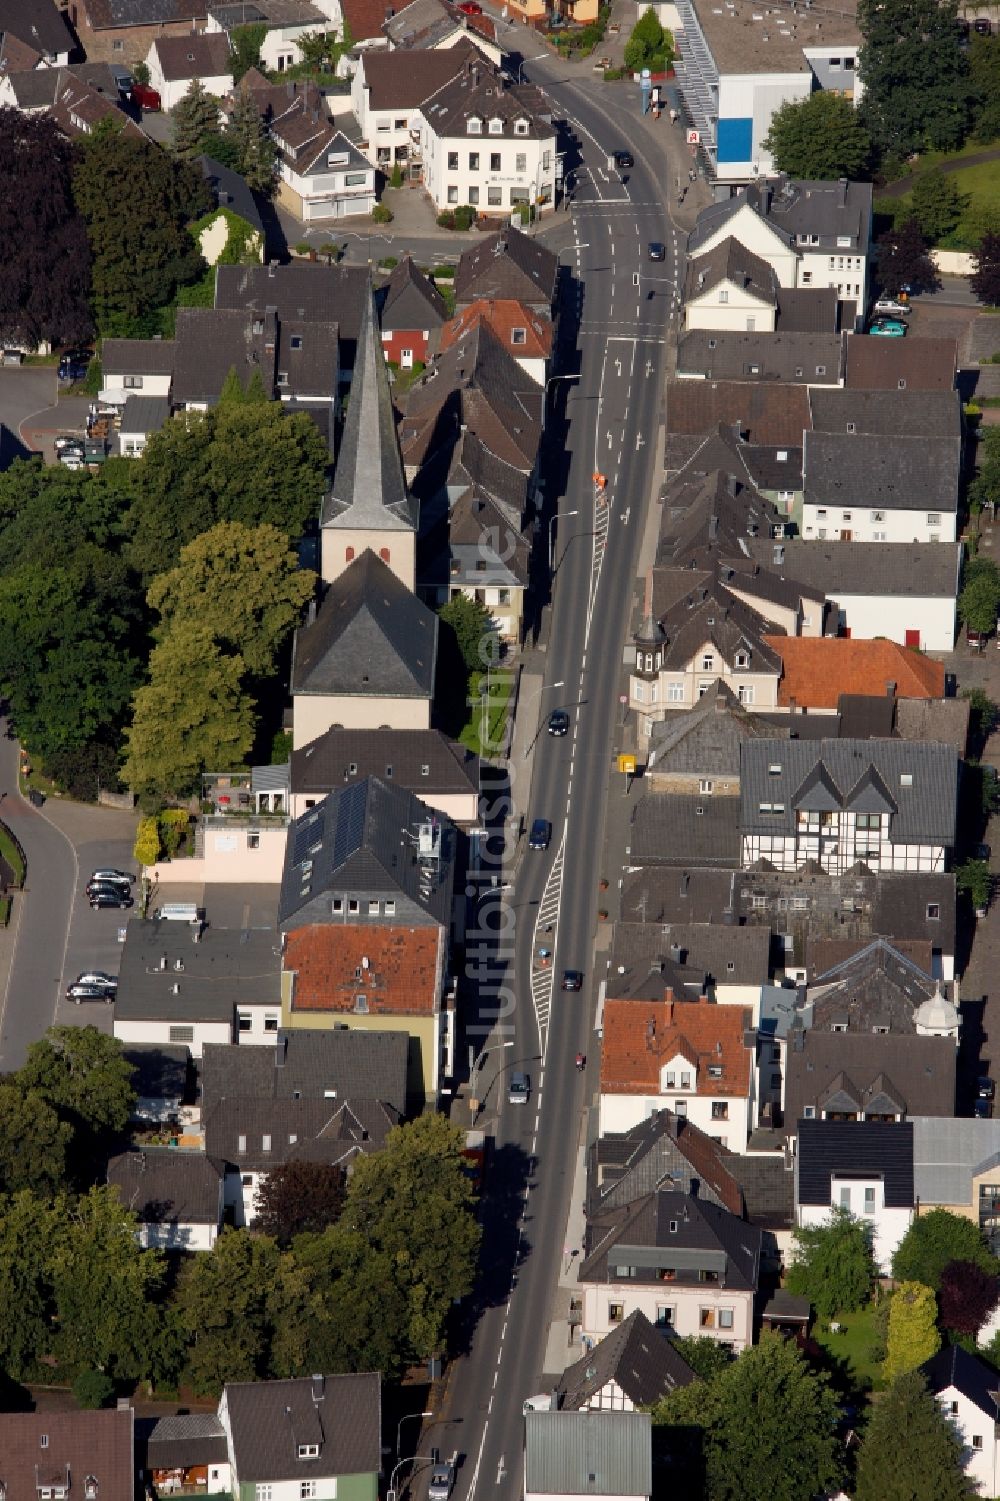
[764, 92, 871, 181]
[858, 0, 969, 157]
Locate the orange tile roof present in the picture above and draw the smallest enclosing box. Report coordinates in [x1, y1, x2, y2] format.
[764, 635, 945, 711]
[440, 299, 552, 360]
[600, 993, 753, 1098]
[284, 924, 442, 1015]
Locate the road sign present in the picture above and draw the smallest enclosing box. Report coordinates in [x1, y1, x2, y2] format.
[686, 128, 700, 145]
[618, 754, 636, 775]
[619, 694, 628, 704]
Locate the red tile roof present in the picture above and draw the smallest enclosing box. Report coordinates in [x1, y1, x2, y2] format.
[765, 635, 945, 710]
[285, 923, 443, 1014]
[341, 0, 393, 40]
[440, 299, 552, 360]
[600, 993, 753, 1098]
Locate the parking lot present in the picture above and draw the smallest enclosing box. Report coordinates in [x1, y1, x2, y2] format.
[0, 365, 59, 461]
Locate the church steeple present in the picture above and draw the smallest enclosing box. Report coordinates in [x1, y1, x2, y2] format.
[320, 281, 418, 588]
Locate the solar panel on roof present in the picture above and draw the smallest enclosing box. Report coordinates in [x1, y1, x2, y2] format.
[332, 779, 368, 870]
[292, 806, 325, 865]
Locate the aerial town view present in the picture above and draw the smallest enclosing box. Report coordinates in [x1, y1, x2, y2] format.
[4, 0, 1000, 1494]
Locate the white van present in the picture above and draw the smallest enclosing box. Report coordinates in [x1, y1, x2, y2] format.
[153, 903, 202, 924]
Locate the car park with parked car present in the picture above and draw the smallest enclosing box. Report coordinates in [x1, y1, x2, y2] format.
[869, 319, 907, 337]
[66, 982, 114, 1004]
[89, 888, 133, 910]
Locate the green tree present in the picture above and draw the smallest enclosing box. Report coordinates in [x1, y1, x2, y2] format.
[858, 0, 969, 158]
[910, 168, 967, 243]
[228, 88, 277, 195]
[764, 91, 871, 180]
[655, 1332, 841, 1501]
[176, 1229, 280, 1393]
[342, 1114, 481, 1360]
[959, 565, 1000, 633]
[855, 1370, 975, 1501]
[970, 430, 1000, 511]
[230, 22, 266, 82]
[893, 1209, 996, 1290]
[969, 33, 1000, 141]
[623, 6, 674, 71]
[73, 124, 211, 334]
[876, 218, 939, 294]
[0, 1191, 60, 1376]
[785, 1205, 876, 1319]
[171, 79, 222, 160]
[49, 1186, 165, 1379]
[957, 858, 993, 911]
[18, 1027, 136, 1146]
[73, 1369, 115, 1409]
[122, 623, 256, 799]
[438, 594, 495, 673]
[147, 522, 315, 676]
[254, 1162, 346, 1246]
[971, 231, 1000, 307]
[0, 1085, 72, 1196]
[884, 1281, 940, 1380]
[219, 366, 247, 405]
[671, 1335, 734, 1381]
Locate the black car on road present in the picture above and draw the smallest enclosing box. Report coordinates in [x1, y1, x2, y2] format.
[529, 818, 552, 850]
[547, 709, 570, 737]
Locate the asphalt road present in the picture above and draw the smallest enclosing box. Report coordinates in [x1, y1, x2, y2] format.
[419, 52, 676, 1501]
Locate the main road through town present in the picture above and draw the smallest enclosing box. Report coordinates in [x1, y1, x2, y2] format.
[422, 53, 681, 1501]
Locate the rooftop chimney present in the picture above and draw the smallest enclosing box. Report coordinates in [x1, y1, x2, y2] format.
[159, 955, 168, 971]
[275, 1034, 288, 1068]
[885, 680, 896, 699]
[312, 1374, 325, 1403]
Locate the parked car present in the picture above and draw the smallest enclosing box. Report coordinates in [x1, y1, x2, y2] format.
[869, 319, 907, 337]
[76, 970, 118, 991]
[58, 452, 85, 469]
[561, 969, 583, 991]
[547, 709, 569, 737]
[1, 349, 23, 366]
[90, 889, 133, 910]
[529, 817, 552, 850]
[978, 1076, 996, 1100]
[54, 434, 85, 452]
[58, 361, 89, 384]
[975, 16, 992, 33]
[508, 1071, 530, 1104]
[975, 1096, 994, 1118]
[873, 298, 910, 317]
[131, 82, 161, 110]
[60, 347, 93, 366]
[648, 242, 666, 261]
[66, 982, 114, 1004]
[91, 868, 134, 886]
[27, 789, 45, 808]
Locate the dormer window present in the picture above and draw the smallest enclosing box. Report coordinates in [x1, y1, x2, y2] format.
[489, 116, 503, 133]
[514, 118, 529, 134]
[735, 651, 749, 669]
[85, 1480, 98, 1501]
[355, 993, 369, 1013]
[297, 1445, 320, 1460]
[467, 116, 482, 134]
[511, 327, 527, 344]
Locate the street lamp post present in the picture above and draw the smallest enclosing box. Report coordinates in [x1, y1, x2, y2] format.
[548, 509, 578, 570]
[545, 372, 581, 403]
[471, 1039, 515, 1121]
[395, 1411, 433, 1468]
[387, 1455, 433, 1501]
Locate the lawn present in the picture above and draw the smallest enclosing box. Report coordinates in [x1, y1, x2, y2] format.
[813, 1306, 885, 1394]
[0, 819, 25, 887]
[878, 139, 1000, 248]
[459, 670, 514, 758]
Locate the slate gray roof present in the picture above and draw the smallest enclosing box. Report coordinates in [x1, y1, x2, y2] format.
[658, 429, 789, 567]
[895, 697, 970, 757]
[291, 551, 437, 701]
[923, 1345, 1000, 1417]
[589, 1109, 746, 1219]
[205, 1095, 400, 1170]
[556, 1312, 696, 1411]
[360, 41, 478, 109]
[115, 923, 281, 1024]
[291, 727, 478, 802]
[455, 226, 557, 309]
[740, 737, 959, 845]
[581, 1188, 763, 1292]
[631, 791, 740, 868]
[785, 1032, 955, 1129]
[911, 1116, 1000, 1204]
[278, 775, 455, 929]
[0, 0, 72, 53]
[808, 388, 962, 439]
[119, 394, 171, 437]
[647, 682, 785, 779]
[803, 430, 961, 513]
[143, 1413, 228, 1470]
[666, 379, 809, 447]
[725, 1150, 795, 1229]
[422, 68, 552, 142]
[107, 1148, 223, 1226]
[676, 330, 844, 384]
[524, 1412, 651, 1498]
[380, 253, 448, 331]
[775, 286, 841, 333]
[738, 536, 962, 600]
[655, 579, 784, 675]
[200, 152, 266, 241]
[102, 337, 176, 376]
[224, 1373, 381, 1482]
[322, 285, 415, 531]
[609, 920, 771, 993]
[173, 306, 276, 405]
[0, 60, 121, 107]
[84, 0, 207, 23]
[214, 262, 370, 365]
[686, 236, 777, 306]
[201, 1029, 408, 1117]
[805, 937, 944, 1034]
[620, 866, 741, 926]
[124, 1044, 189, 1104]
[796, 1119, 914, 1206]
[688, 176, 869, 256]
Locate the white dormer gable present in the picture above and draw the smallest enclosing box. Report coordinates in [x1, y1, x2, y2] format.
[514, 116, 529, 134]
[660, 1051, 697, 1092]
[488, 115, 503, 133]
[467, 115, 482, 134]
